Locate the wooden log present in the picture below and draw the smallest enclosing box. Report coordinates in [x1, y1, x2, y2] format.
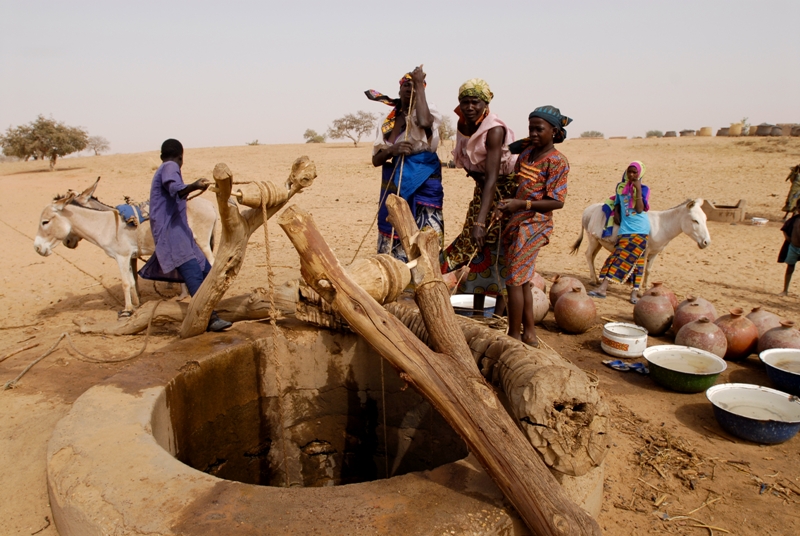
[278, 205, 601, 536]
[180, 157, 317, 338]
[76, 283, 300, 336]
[386, 303, 610, 476]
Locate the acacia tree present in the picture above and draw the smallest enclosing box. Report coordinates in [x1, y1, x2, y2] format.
[87, 135, 110, 155]
[327, 111, 378, 147]
[0, 115, 88, 169]
[303, 129, 326, 143]
[438, 116, 455, 141]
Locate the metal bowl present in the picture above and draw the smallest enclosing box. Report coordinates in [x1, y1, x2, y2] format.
[601, 322, 648, 358]
[759, 348, 800, 396]
[450, 294, 495, 318]
[706, 383, 800, 444]
[643, 345, 727, 393]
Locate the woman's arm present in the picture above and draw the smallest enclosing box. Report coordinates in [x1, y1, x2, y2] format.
[410, 67, 433, 129]
[495, 196, 564, 215]
[472, 126, 505, 247]
[631, 179, 645, 213]
[372, 142, 412, 167]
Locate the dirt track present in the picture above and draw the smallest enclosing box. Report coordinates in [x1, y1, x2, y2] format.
[2, 136, 799, 535]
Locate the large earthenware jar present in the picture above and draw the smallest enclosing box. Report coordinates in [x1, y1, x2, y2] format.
[746, 306, 781, 338]
[532, 272, 547, 294]
[715, 308, 759, 361]
[549, 275, 585, 307]
[758, 320, 800, 352]
[554, 287, 596, 334]
[633, 291, 674, 336]
[644, 281, 678, 311]
[531, 286, 549, 323]
[676, 296, 718, 321]
[675, 317, 728, 358]
[673, 299, 717, 334]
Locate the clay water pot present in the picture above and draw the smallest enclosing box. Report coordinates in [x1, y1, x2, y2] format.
[747, 306, 781, 338]
[758, 320, 800, 353]
[531, 272, 547, 294]
[531, 286, 549, 323]
[549, 275, 585, 307]
[715, 308, 759, 361]
[676, 296, 718, 320]
[644, 281, 679, 311]
[674, 297, 717, 333]
[633, 291, 674, 336]
[675, 317, 728, 358]
[554, 287, 596, 334]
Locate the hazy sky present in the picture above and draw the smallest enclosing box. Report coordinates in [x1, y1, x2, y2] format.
[1, 1, 798, 154]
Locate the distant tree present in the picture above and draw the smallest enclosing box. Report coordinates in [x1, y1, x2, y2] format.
[246, 139, 260, 146]
[645, 130, 663, 138]
[580, 130, 604, 139]
[303, 129, 326, 143]
[740, 116, 750, 136]
[0, 115, 88, 169]
[438, 116, 455, 141]
[86, 135, 110, 155]
[0, 124, 37, 160]
[327, 111, 378, 147]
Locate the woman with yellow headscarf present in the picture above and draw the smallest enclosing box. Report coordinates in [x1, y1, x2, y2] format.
[440, 78, 517, 316]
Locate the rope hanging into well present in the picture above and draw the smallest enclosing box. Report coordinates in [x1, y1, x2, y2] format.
[255, 180, 292, 487]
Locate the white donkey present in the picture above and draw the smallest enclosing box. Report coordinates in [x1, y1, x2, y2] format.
[571, 199, 711, 291]
[34, 180, 217, 313]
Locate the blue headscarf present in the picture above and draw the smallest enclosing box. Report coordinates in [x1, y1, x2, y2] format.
[509, 105, 573, 153]
[529, 105, 572, 143]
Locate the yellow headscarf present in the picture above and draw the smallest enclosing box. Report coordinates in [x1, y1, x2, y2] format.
[458, 78, 493, 103]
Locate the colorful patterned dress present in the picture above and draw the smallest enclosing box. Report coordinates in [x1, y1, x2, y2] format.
[502, 147, 569, 286]
[440, 114, 517, 296]
[598, 180, 651, 291]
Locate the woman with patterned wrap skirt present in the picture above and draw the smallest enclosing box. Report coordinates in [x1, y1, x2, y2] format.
[440, 79, 517, 316]
[495, 106, 572, 346]
[588, 161, 651, 304]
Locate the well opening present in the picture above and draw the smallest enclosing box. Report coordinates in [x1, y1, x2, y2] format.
[162, 326, 468, 488]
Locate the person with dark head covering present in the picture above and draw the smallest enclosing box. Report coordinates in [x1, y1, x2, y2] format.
[366, 65, 443, 262]
[139, 139, 232, 331]
[440, 78, 517, 316]
[494, 106, 572, 346]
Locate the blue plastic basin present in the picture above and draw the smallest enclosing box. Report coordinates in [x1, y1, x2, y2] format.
[706, 383, 800, 444]
[759, 349, 800, 396]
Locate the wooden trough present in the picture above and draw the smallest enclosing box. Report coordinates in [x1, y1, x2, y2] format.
[701, 199, 746, 223]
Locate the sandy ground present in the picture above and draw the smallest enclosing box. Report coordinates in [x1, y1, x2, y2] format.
[2, 136, 800, 535]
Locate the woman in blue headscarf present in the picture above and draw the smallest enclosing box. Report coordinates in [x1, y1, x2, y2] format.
[588, 161, 651, 304]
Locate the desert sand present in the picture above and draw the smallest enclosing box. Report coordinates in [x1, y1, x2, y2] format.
[1, 135, 799, 535]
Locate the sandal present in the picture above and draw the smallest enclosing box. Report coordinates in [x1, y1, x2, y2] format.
[602, 359, 631, 372]
[588, 290, 606, 299]
[629, 362, 649, 375]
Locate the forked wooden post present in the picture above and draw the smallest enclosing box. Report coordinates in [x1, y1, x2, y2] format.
[278, 204, 601, 536]
[180, 157, 317, 338]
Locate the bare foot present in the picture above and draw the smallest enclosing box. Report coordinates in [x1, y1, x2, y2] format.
[778, 291, 789, 297]
[522, 331, 539, 348]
